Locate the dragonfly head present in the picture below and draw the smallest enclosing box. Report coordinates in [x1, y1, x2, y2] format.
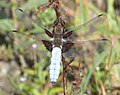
[54, 18, 65, 26]
[53, 18, 65, 33]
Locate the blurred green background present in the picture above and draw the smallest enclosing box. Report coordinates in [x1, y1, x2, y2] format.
[0, 0, 120, 95]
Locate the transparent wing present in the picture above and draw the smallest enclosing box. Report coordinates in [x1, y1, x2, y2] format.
[15, 9, 51, 32]
[67, 14, 107, 37]
[63, 38, 111, 66]
[63, 14, 108, 70]
[8, 9, 51, 61]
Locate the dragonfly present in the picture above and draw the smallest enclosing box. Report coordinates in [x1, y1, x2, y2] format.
[8, 9, 111, 89]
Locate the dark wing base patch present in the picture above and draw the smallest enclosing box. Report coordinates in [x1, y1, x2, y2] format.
[42, 40, 52, 52]
[62, 42, 74, 53]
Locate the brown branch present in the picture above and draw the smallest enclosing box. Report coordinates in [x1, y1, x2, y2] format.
[35, 0, 63, 19]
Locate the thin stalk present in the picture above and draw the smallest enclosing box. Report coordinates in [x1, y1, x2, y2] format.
[62, 57, 68, 95]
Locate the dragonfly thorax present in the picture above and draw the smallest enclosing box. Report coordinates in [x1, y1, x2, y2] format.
[53, 25, 64, 33]
[52, 33, 64, 48]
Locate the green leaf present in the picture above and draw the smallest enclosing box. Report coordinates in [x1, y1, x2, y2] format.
[49, 87, 63, 95]
[80, 46, 111, 94]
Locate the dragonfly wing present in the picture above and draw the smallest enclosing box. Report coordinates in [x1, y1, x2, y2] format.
[9, 30, 50, 60]
[67, 14, 107, 37]
[63, 38, 111, 68]
[15, 9, 51, 32]
[63, 14, 109, 65]
[8, 9, 51, 61]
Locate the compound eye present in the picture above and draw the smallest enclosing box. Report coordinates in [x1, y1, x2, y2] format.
[62, 20, 65, 26]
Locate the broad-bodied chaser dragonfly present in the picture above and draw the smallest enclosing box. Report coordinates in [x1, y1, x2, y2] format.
[8, 9, 111, 89]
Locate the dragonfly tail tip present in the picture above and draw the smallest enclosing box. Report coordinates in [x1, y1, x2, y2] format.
[51, 81, 56, 86]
